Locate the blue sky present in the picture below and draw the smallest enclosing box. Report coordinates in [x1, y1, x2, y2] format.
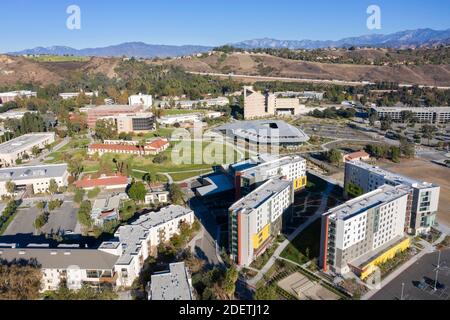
[0, 0, 449, 52]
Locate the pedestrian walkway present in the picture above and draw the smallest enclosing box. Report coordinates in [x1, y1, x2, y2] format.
[248, 182, 334, 287]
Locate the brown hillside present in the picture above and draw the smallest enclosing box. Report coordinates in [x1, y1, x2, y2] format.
[0, 55, 63, 85]
[160, 52, 450, 86]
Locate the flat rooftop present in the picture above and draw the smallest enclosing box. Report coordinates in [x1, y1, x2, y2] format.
[114, 205, 193, 265]
[372, 106, 450, 113]
[240, 155, 305, 179]
[196, 174, 234, 197]
[0, 163, 68, 182]
[215, 120, 309, 144]
[348, 160, 438, 189]
[87, 105, 142, 112]
[0, 247, 118, 270]
[0, 133, 54, 155]
[325, 184, 411, 221]
[229, 178, 291, 213]
[150, 262, 193, 300]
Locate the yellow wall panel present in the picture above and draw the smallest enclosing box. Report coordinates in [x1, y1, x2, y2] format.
[253, 224, 271, 249]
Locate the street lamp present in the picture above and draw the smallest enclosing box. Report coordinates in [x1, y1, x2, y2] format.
[400, 282, 405, 300]
[433, 250, 442, 291]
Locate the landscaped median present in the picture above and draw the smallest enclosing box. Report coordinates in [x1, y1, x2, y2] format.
[0, 200, 22, 235]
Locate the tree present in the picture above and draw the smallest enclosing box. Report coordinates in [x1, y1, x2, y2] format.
[369, 113, 378, 127]
[94, 119, 117, 141]
[36, 201, 46, 212]
[222, 266, 239, 298]
[325, 149, 343, 166]
[254, 285, 278, 300]
[34, 212, 49, 231]
[77, 200, 92, 228]
[31, 145, 41, 157]
[127, 181, 147, 203]
[87, 187, 101, 199]
[400, 139, 415, 158]
[421, 125, 438, 145]
[142, 172, 159, 187]
[169, 183, 184, 205]
[73, 188, 85, 204]
[400, 110, 414, 124]
[48, 179, 59, 196]
[390, 146, 401, 163]
[48, 199, 63, 212]
[5, 180, 16, 194]
[0, 259, 42, 300]
[380, 116, 392, 131]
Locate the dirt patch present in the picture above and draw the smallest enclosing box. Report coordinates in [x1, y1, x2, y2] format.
[379, 159, 450, 228]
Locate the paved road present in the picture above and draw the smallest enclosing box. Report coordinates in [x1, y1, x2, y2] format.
[28, 137, 70, 166]
[248, 182, 334, 287]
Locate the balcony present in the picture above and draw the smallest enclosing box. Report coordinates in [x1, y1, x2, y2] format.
[99, 273, 118, 284]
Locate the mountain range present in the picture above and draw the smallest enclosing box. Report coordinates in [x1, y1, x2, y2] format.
[8, 28, 450, 58]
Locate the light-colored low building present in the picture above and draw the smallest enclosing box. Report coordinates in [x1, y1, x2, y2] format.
[343, 150, 370, 163]
[0, 163, 69, 196]
[0, 205, 196, 291]
[114, 113, 156, 134]
[0, 245, 119, 291]
[145, 190, 169, 205]
[149, 262, 194, 300]
[0, 110, 38, 121]
[91, 195, 125, 227]
[128, 93, 153, 110]
[88, 138, 169, 157]
[86, 105, 144, 128]
[74, 174, 129, 191]
[159, 97, 229, 109]
[320, 185, 412, 279]
[158, 114, 202, 125]
[371, 106, 450, 124]
[0, 90, 37, 104]
[215, 120, 309, 147]
[0, 132, 55, 167]
[59, 91, 98, 100]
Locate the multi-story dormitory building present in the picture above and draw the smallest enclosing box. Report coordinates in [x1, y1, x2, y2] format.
[344, 160, 440, 235]
[320, 185, 413, 280]
[0, 205, 194, 291]
[221, 154, 307, 267]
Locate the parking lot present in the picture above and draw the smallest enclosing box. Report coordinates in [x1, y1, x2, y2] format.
[371, 249, 450, 300]
[300, 123, 376, 141]
[2, 199, 80, 238]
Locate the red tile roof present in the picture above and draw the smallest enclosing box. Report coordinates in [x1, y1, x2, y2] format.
[148, 138, 169, 150]
[345, 151, 370, 160]
[89, 143, 144, 152]
[75, 175, 129, 189]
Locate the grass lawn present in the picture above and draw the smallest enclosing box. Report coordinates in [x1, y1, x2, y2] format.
[140, 128, 175, 139]
[85, 141, 239, 181]
[280, 218, 322, 265]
